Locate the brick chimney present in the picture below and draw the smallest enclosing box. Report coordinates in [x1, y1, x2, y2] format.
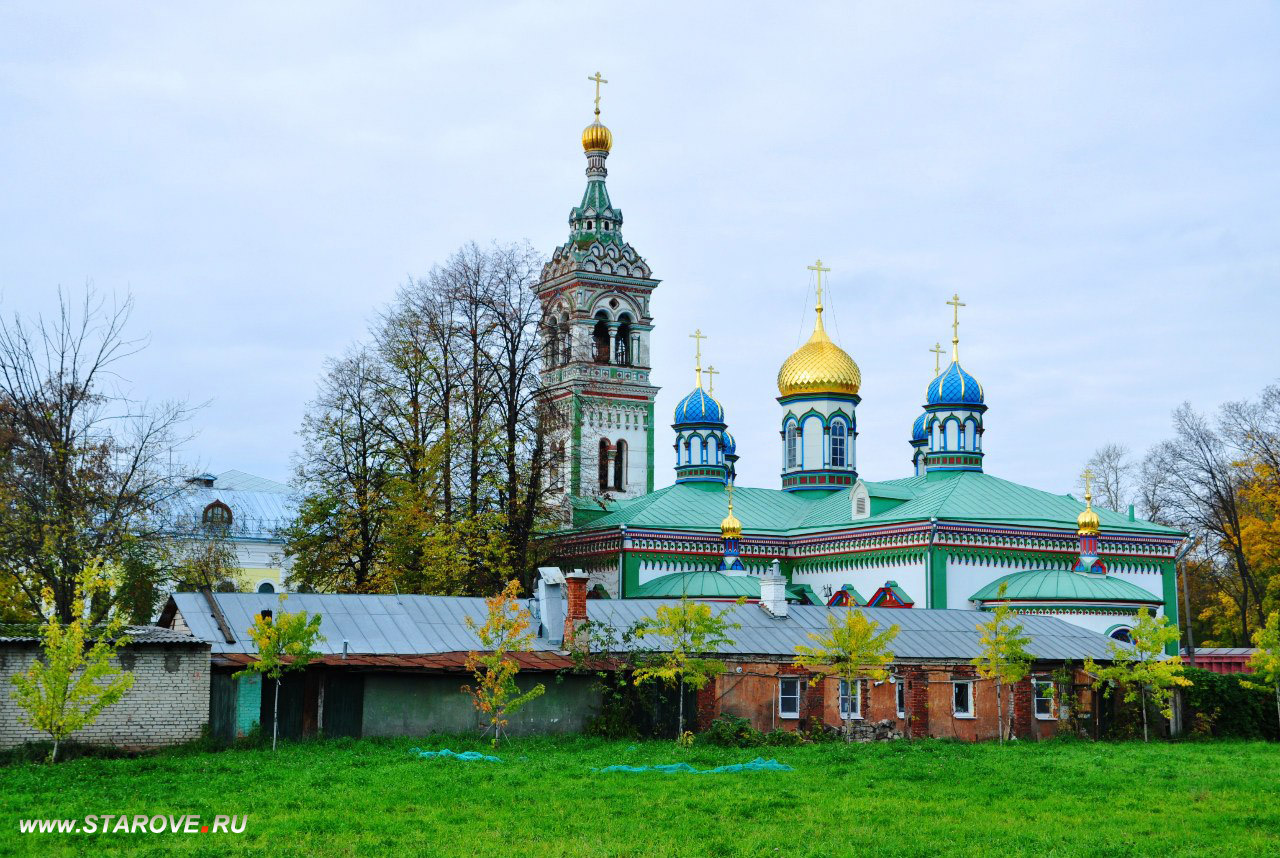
[564, 571, 590, 646]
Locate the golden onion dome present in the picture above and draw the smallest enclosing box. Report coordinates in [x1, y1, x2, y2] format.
[777, 309, 861, 397]
[582, 119, 613, 152]
[720, 507, 742, 540]
[1077, 504, 1100, 535]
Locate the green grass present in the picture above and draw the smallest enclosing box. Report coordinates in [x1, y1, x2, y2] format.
[1, 736, 1277, 857]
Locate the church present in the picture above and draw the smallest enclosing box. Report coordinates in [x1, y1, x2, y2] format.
[539, 79, 1184, 644]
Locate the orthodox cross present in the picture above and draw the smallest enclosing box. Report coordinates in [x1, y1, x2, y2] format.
[725, 482, 735, 514]
[588, 71, 608, 116]
[705, 365, 718, 395]
[807, 258, 831, 313]
[947, 293, 966, 359]
[1082, 468, 1095, 506]
[930, 342, 945, 376]
[689, 329, 706, 386]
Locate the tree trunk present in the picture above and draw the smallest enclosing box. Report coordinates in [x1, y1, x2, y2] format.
[996, 679, 1004, 743]
[1140, 685, 1149, 743]
[678, 678, 685, 737]
[51, 737, 59, 764]
[273, 678, 281, 752]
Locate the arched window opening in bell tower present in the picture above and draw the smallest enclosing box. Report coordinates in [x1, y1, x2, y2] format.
[613, 439, 627, 491]
[615, 315, 633, 366]
[592, 313, 610, 364]
[598, 438, 611, 492]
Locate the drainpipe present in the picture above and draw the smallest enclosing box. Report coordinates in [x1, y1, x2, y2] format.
[926, 517, 939, 609]
[1175, 535, 1196, 667]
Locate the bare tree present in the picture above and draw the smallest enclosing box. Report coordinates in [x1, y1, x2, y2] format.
[0, 288, 192, 622]
[1078, 443, 1134, 513]
[1142, 403, 1262, 640]
[284, 348, 390, 593]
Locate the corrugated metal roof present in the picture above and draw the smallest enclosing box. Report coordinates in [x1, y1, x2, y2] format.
[169, 592, 560, 656]
[585, 600, 1127, 662]
[171, 592, 1128, 663]
[0, 625, 205, 646]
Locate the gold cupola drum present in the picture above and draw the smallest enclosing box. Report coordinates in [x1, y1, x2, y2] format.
[777, 260, 861, 492]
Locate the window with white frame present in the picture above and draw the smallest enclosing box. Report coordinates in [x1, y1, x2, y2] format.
[953, 680, 974, 718]
[779, 677, 801, 718]
[785, 424, 798, 469]
[838, 679, 861, 720]
[1033, 679, 1056, 719]
[830, 421, 847, 468]
[896, 678, 906, 719]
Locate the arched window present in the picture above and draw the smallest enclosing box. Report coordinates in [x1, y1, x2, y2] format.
[615, 315, 633, 366]
[202, 500, 232, 528]
[785, 423, 798, 469]
[560, 318, 572, 366]
[945, 420, 959, 451]
[613, 440, 627, 491]
[592, 314, 610, 364]
[598, 438, 611, 492]
[257, 581, 276, 594]
[549, 441, 565, 490]
[830, 421, 847, 468]
[968, 419, 980, 451]
[1109, 627, 1133, 644]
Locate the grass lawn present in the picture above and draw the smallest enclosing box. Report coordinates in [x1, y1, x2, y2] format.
[1, 736, 1277, 857]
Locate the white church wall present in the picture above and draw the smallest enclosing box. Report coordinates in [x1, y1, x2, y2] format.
[801, 415, 824, 468]
[790, 561, 927, 609]
[1108, 568, 1166, 603]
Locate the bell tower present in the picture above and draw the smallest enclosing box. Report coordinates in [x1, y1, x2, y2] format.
[537, 73, 660, 518]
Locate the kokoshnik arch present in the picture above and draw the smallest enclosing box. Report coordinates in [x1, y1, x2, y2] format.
[538, 76, 1184, 646]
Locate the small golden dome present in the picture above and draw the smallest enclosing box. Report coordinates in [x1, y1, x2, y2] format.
[582, 120, 613, 152]
[777, 312, 861, 397]
[1077, 505, 1100, 535]
[720, 508, 742, 540]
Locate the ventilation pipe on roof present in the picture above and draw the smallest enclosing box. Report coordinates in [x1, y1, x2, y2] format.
[759, 559, 788, 618]
[536, 567, 566, 646]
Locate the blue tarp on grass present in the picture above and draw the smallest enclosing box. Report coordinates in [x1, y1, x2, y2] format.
[596, 757, 792, 774]
[410, 748, 502, 763]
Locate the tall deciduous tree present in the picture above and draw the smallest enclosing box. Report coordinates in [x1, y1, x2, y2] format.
[462, 579, 546, 746]
[794, 609, 899, 740]
[971, 582, 1033, 743]
[9, 562, 135, 762]
[235, 600, 324, 751]
[1085, 608, 1190, 742]
[286, 243, 555, 597]
[1243, 611, 1280, 731]
[633, 597, 741, 738]
[1079, 443, 1135, 514]
[0, 288, 192, 622]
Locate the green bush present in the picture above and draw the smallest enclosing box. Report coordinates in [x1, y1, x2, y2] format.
[1181, 668, 1278, 740]
[700, 714, 764, 747]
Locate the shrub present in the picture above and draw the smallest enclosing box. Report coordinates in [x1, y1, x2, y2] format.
[701, 714, 764, 748]
[762, 728, 805, 747]
[1181, 668, 1279, 740]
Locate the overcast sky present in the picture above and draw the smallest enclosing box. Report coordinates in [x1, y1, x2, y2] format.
[2, 2, 1277, 500]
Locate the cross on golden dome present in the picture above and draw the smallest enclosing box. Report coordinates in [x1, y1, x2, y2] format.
[1077, 468, 1101, 535]
[807, 258, 831, 317]
[588, 71, 608, 116]
[947, 293, 966, 361]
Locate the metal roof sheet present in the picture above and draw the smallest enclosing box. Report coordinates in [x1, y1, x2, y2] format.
[169, 592, 560, 656]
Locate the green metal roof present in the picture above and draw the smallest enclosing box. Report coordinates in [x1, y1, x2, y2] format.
[969, 569, 1164, 604]
[573, 470, 1181, 539]
[632, 571, 760, 599]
